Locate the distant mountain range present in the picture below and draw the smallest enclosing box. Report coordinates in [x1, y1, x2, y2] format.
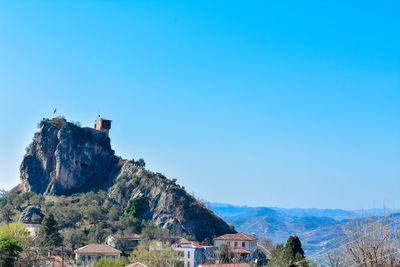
[208, 202, 399, 257]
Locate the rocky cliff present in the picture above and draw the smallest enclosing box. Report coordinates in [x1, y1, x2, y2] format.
[17, 117, 234, 241]
[20, 118, 118, 195]
[108, 161, 234, 241]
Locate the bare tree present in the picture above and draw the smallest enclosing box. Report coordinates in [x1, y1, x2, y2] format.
[327, 251, 344, 267]
[258, 236, 274, 251]
[336, 212, 400, 267]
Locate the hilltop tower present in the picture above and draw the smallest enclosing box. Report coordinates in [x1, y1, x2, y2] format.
[94, 116, 112, 136]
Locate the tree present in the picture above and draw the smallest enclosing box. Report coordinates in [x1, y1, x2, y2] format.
[284, 235, 306, 265]
[217, 243, 230, 263]
[135, 158, 146, 168]
[108, 205, 122, 222]
[258, 236, 274, 251]
[0, 236, 23, 267]
[95, 257, 128, 267]
[115, 216, 142, 235]
[0, 205, 15, 223]
[267, 244, 285, 267]
[30, 194, 45, 208]
[0, 222, 31, 246]
[21, 192, 36, 205]
[39, 212, 62, 246]
[5, 193, 23, 211]
[140, 221, 168, 244]
[88, 224, 112, 244]
[58, 206, 82, 227]
[334, 212, 400, 267]
[61, 229, 84, 251]
[129, 241, 182, 267]
[267, 237, 309, 267]
[87, 205, 103, 224]
[125, 196, 147, 218]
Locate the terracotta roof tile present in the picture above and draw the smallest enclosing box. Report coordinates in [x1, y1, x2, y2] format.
[75, 244, 121, 254]
[230, 248, 251, 254]
[191, 241, 204, 249]
[115, 234, 142, 239]
[214, 232, 257, 241]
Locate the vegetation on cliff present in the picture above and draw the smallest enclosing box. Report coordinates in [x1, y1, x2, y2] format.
[9, 117, 235, 244]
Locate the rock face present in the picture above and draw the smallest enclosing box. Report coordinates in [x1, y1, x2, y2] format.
[108, 161, 235, 241]
[19, 205, 44, 224]
[18, 117, 235, 240]
[20, 118, 118, 195]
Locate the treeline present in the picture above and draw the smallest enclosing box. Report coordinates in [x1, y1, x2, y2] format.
[0, 190, 191, 266]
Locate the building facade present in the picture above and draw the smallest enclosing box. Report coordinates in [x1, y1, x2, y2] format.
[75, 244, 121, 266]
[214, 232, 258, 259]
[106, 234, 142, 253]
[94, 116, 112, 136]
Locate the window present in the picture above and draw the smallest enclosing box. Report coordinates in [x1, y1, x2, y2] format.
[234, 242, 238, 247]
[227, 241, 230, 247]
[81, 256, 85, 262]
[87, 255, 91, 261]
[188, 251, 190, 259]
[242, 242, 245, 247]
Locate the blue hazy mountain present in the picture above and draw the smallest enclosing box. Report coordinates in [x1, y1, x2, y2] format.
[208, 203, 399, 255]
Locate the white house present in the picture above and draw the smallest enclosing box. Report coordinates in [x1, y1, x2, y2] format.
[214, 232, 258, 258]
[156, 236, 217, 267]
[173, 241, 217, 267]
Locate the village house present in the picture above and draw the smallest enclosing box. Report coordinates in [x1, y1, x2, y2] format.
[214, 232, 258, 259]
[174, 240, 217, 267]
[156, 236, 217, 267]
[106, 234, 142, 253]
[74, 243, 121, 265]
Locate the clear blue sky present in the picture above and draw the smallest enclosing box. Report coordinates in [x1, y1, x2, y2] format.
[0, 0, 399, 209]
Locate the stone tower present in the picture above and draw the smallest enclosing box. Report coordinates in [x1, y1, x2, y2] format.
[94, 116, 112, 136]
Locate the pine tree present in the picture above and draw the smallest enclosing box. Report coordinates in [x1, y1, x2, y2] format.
[283, 235, 308, 267]
[39, 212, 62, 246]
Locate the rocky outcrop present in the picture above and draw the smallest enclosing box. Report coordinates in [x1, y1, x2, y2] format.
[19, 205, 44, 224]
[20, 118, 118, 195]
[18, 117, 235, 241]
[108, 161, 235, 241]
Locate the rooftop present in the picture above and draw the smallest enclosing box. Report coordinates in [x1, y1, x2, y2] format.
[214, 232, 257, 241]
[230, 248, 251, 254]
[113, 234, 142, 239]
[158, 236, 191, 245]
[75, 244, 121, 254]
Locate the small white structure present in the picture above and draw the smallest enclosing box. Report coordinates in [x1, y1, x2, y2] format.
[24, 223, 41, 237]
[19, 206, 44, 237]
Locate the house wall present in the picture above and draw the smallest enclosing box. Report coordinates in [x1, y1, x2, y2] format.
[24, 223, 41, 237]
[75, 252, 120, 265]
[174, 247, 196, 267]
[214, 240, 257, 253]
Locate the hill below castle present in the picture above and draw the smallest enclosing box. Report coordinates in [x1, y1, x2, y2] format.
[12, 117, 234, 242]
